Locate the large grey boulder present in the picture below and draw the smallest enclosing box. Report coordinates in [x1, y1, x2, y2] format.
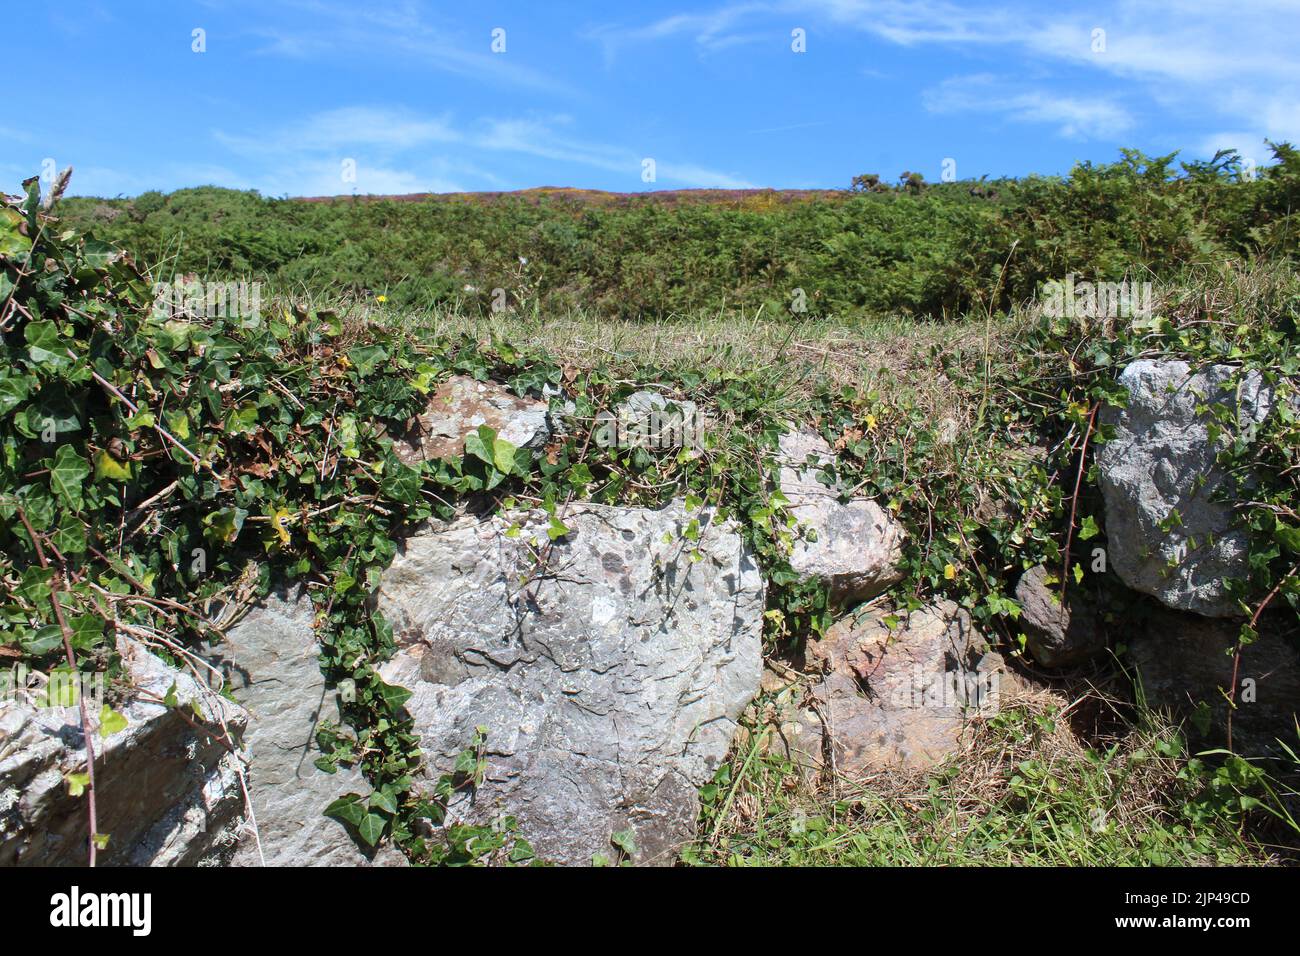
[777, 428, 905, 606]
[209, 589, 404, 866]
[0, 637, 247, 866]
[796, 601, 1008, 773]
[392, 375, 550, 465]
[1098, 360, 1275, 617]
[376, 500, 764, 865]
[1014, 566, 1105, 668]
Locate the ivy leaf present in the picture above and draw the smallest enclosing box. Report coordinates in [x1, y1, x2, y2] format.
[204, 507, 247, 544]
[0, 206, 32, 257]
[324, 794, 367, 828]
[492, 435, 519, 474]
[98, 704, 128, 738]
[357, 812, 387, 846]
[68, 614, 105, 651]
[368, 789, 398, 815]
[17, 566, 53, 605]
[93, 449, 133, 482]
[81, 238, 121, 269]
[611, 828, 637, 857]
[65, 772, 90, 797]
[21, 625, 63, 656]
[0, 373, 34, 415]
[380, 462, 423, 505]
[1274, 524, 1300, 555]
[50, 514, 87, 555]
[374, 680, 412, 711]
[48, 445, 90, 511]
[347, 344, 388, 378]
[270, 507, 293, 546]
[335, 415, 360, 458]
[24, 320, 67, 366]
[319, 310, 344, 337]
[1077, 515, 1100, 541]
[464, 425, 496, 467]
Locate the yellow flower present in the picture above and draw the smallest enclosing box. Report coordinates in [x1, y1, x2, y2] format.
[376, 294, 388, 303]
[943, 563, 957, 580]
[865, 413, 878, 431]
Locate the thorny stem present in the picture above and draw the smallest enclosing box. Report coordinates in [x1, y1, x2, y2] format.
[15, 504, 99, 866]
[1226, 563, 1298, 752]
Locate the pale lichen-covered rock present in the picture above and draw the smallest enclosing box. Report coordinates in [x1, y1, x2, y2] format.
[795, 601, 1006, 773]
[376, 500, 764, 866]
[393, 375, 550, 465]
[1099, 360, 1275, 617]
[209, 588, 405, 866]
[0, 637, 247, 866]
[777, 428, 905, 606]
[1014, 566, 1105, 668]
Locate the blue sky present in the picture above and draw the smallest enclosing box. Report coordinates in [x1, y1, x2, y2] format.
[5, 0, 1299, 197]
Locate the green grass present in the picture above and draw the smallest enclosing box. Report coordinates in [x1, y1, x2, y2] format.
[685, 694, 1287, 867]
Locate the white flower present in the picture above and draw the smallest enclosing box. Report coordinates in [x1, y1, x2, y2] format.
[518, 256, 528, 265]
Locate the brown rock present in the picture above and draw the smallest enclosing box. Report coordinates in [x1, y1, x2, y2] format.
[796, 601, 1007, 772]
[393, 376, 550, 465]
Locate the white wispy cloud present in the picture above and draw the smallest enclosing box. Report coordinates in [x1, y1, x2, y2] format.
[209, 107, 754, 195]
[227, 0, 579, 98]
[922, 74, 1133, 140]
[588, 3, 771, 58]
[214, 107, 460, 156]
[592, 1, 1300, 150]
[0, 125, 36, 145]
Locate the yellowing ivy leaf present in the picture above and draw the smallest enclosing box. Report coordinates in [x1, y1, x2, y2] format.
[270, 507, 293, 545]
[94, 449, 133, 482]
[98, 704, 127, 738]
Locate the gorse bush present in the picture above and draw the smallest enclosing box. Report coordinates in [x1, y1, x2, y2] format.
[62, 145, 1299, 320]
